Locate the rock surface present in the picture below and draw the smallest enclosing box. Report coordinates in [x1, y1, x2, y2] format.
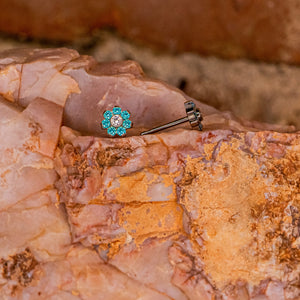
[1, 1, 300, 63]
[0, 48, 299, 299]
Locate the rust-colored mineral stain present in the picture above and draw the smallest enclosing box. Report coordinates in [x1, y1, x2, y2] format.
[112, 167, 177, 203]
[119, 202, 183, 243]
[96, 146, 133, 167]
[181, 136, 300, 289]
[112, 171, 151, 203]
[0, 65, 21, 102]
[1, 248, 38, 287]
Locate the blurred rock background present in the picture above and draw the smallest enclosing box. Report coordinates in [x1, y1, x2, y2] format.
[0, 0, 299, 129]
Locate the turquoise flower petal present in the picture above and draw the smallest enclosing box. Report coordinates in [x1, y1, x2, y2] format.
[102, 119, 110, 129]
[103, 110, 113, 119]
[123, 119, 132, 129]
[121, 110, 130, 120]
[107, 127, 117, 136]
[117, 127, 126, 136]
[113, 107, 122, 115]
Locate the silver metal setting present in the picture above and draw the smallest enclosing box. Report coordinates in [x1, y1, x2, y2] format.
[141, 101, 203, 136]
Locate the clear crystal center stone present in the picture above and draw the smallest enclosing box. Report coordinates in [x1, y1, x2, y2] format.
[111, 115, 123, 127]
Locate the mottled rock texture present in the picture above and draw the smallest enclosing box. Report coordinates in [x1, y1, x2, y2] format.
[1, 1, 300, 63]
[0, 48, 299, 299]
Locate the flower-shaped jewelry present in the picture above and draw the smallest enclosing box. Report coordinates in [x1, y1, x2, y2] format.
[102, 107, 132, 136]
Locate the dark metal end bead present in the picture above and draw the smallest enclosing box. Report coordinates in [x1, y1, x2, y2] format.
[140, 100, 203, 135]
